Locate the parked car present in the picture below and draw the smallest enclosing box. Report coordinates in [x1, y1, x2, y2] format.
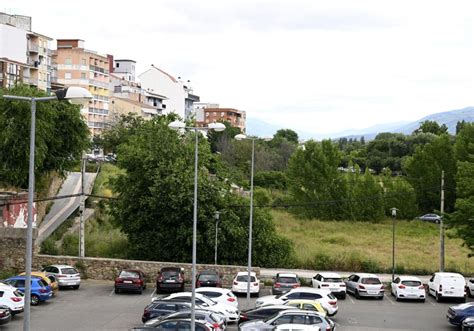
[231, 272, 260, 297]
[42, 265, 81, 289]
[286, 299, 327, 316]
[272, 273, 300, 295]
[142, 300, 193, 323]
[255, 287, 338, 317]
[239, 309, 334, 331]
[468, 279, 474, 297]
[156, 267, 185, 293]
[239, 305, 294, 324]
[390, 276, 425, 302]
[115, 269, 146, 294]
[144, 309, 226, 331]
[3, 276, 53, 306]
[0, 306, 12, 325]
[462, 317, 474, 331]
[19, 271, 59, 296]
[416, 213, 441, 223]
[311, 272, 346, 299]
[134, 319, 211, 331]
[447, 302, 474, 326]
[428, 272, 466, 302]
[345, 273, 384, 300]
[272, 324, 322, 331]
[196, 270, 222, 288]
[196, 287, 238, 308]
[0, 283, 24, 315]
[161, 292, 239, 323]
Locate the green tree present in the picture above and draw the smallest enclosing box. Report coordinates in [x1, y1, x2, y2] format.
[274, 129, 299, 144]
[0, 85, 89, 188]
[413, 120, 448, 135]
[381, 172, 418, 219]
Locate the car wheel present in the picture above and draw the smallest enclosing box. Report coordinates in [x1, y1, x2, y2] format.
[355, 289, 360, 299]
[340, 293, 346, 299]
[395, 295, 399, 302]
[460, 297, 467, 303]
[115, 288, 120, 294]
[378, 295, 384, 300]
[469, 290, 474, 298]
[420, 299, 426, 303]
[73, 285, 80, 290]
[138, 287, 143, 295]
[31, 294, 40, 306]
[436, 292, 441, 302]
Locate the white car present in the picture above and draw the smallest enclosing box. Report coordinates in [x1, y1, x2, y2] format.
[42, 264, 81, 289]
[160, 292, 240, 323]
[390, 276, 425, 301]
[0, 284, 25, 315]
[345, 273, 384, 300]
[255, 287, 338, 317]
[196, 287, 239, 308]
[273, 324, 322, 331]
[428, 272, 466, 302]
[311, 272, 346, 299]
[468, 279, 474, 297]
[232, 271, 260, 296]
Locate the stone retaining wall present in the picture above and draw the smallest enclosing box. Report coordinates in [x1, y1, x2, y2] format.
[0, 228, 38, 272]
[33, 254, 260, 286]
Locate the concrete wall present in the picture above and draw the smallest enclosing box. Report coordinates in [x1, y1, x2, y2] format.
[33, 254, 260, 285]
[0, 228, 38, 272]
[0, 24, 27, 63]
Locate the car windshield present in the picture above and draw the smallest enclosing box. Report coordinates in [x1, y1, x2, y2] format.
[401, 280, 421, 287]
[276, 277, 297, 283]
[199, 274, 218, 281]
[61, 268, 78, 275]
[119, 271, 139, 278]
[236, 275, 256, 282]
[323, 277, 343, 283]
[361, 278, 381, 285]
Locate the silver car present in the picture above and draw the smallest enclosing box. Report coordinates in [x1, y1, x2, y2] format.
[239, 309, 334, 331]
[345, 273, 384, 299]
[145, 309, 226, 330]
[42, 265, 81, 289]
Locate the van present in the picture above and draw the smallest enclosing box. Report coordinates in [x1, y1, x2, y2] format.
[428, 272, 466, 302]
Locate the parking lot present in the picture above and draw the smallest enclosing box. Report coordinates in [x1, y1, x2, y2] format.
[2, 280, 471, 330]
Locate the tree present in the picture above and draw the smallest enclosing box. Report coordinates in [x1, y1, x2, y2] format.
[109, 116, 294, 266]
[0, 85, 89, 188]
[206, 121, 241, 153]
[413, 120, 448, 135]
[274, 129, 299, 144]
[287, 140, 348, 220]
[404, 134, 456, 213]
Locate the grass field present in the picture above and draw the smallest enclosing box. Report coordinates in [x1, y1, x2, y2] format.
[272, 210, 474, 275]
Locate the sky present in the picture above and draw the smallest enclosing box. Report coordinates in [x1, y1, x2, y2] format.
[2, 0, 474, 136]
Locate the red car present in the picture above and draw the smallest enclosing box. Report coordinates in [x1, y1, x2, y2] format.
[114, 269, 146, 294]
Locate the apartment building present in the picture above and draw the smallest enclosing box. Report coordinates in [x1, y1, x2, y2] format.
[0, 13, 52, 91]
[54, 39, 110, 136]
[196, 105, 246, 132]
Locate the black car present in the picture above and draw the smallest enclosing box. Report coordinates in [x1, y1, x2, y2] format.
[416, 213, 441, 224]
[196, 270, 222, 288]
[238, 305, 293, 324]
[142, 300, 192, 323]
[0, 306, 11, 325]
[156, 267, 185, 293]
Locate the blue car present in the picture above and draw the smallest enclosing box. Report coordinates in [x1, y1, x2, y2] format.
[447, 302, 474, 326]
[3, 276, 53, 306]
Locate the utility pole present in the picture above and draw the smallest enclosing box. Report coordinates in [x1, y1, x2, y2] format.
[390, 207, 398, 282]
[79, 155, 85, 258]
[439, 170, 445, 272]
[214, 211, 220, 265]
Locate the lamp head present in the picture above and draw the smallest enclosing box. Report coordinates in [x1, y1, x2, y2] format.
[234, 134, 247, 141]
[55, 86, 92, 107]
[168, 120, 186, 130]
[208, 122, 226, 132]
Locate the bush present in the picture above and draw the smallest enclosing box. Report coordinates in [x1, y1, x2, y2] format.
[40, 237, 59, 255]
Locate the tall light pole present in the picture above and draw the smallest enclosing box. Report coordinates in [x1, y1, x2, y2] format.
[168, 120, 225, 331]
[214, 211, 220, 265]
[390, 207, 398, 282]
[3, 86, 92, 331]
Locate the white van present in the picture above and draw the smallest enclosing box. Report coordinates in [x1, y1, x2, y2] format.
[428, 272, 466, 302]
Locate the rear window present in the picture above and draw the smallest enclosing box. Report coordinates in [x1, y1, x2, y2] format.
[163, 271, 179, 277]
[14, 290, 24, 297]
[198, 274, 218, 282]
[361, 278, 381, 285]
[119, 270, 139, 278]
[61, 268, 78, 275]
[323, 277, 343, 283]
[401, 280, 421, 287]
[38, 279, 49, 287]
[236, 275, 256, 282]
[199, 291, 220, 298]
[276, 277, 298, 283]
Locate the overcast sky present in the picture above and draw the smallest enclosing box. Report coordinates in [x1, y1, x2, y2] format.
[3, 0, 474, 135]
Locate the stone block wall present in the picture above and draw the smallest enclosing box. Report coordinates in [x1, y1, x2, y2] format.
[0, 228, 37, 272]
[33, 254, 260, 286]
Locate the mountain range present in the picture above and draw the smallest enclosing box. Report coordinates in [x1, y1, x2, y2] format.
[246, 107, 474, 140]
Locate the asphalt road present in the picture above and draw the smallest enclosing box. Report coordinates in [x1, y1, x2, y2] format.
[2, 280, 470, 331]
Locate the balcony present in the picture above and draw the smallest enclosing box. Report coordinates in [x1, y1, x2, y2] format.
[28, 43, 39, 53]
[89, 65, 109, 75]
[89, 79, 109, 89]
[88, 107, 109, 115]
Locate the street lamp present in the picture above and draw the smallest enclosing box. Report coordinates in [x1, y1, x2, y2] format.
[168, 120, 225, 331]
[2, 86, 92, 331]
[390, 207, 399, 282]
[214, 211, 220, 265]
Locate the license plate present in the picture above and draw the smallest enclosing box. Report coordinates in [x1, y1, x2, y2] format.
[445, 291, 453, 294]
[124, 280, 132, 284]
[368, 291, 378, 295]
[165, 280, 176, 283]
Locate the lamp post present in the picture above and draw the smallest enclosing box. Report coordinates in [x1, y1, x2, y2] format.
[214, 211, 220, 265]
[3, 86, 92, 331]
[390, 207, 399, 282]
[168, 120, 225, 331]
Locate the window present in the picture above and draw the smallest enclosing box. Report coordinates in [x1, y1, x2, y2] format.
[272, 315, 292, 325]
[65, 72, 72, 79]
[307, 316, 323, 324]
[81, 59, 86, 66]
[65, 58, 72, 65]
[158, 321, 178, 330]
[291, 314, 305, 324]
[81, 73, 86, 79]
[303, 304, 317, 311]
[116, 63, 120, 68]
[300, 292, 321, 300]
